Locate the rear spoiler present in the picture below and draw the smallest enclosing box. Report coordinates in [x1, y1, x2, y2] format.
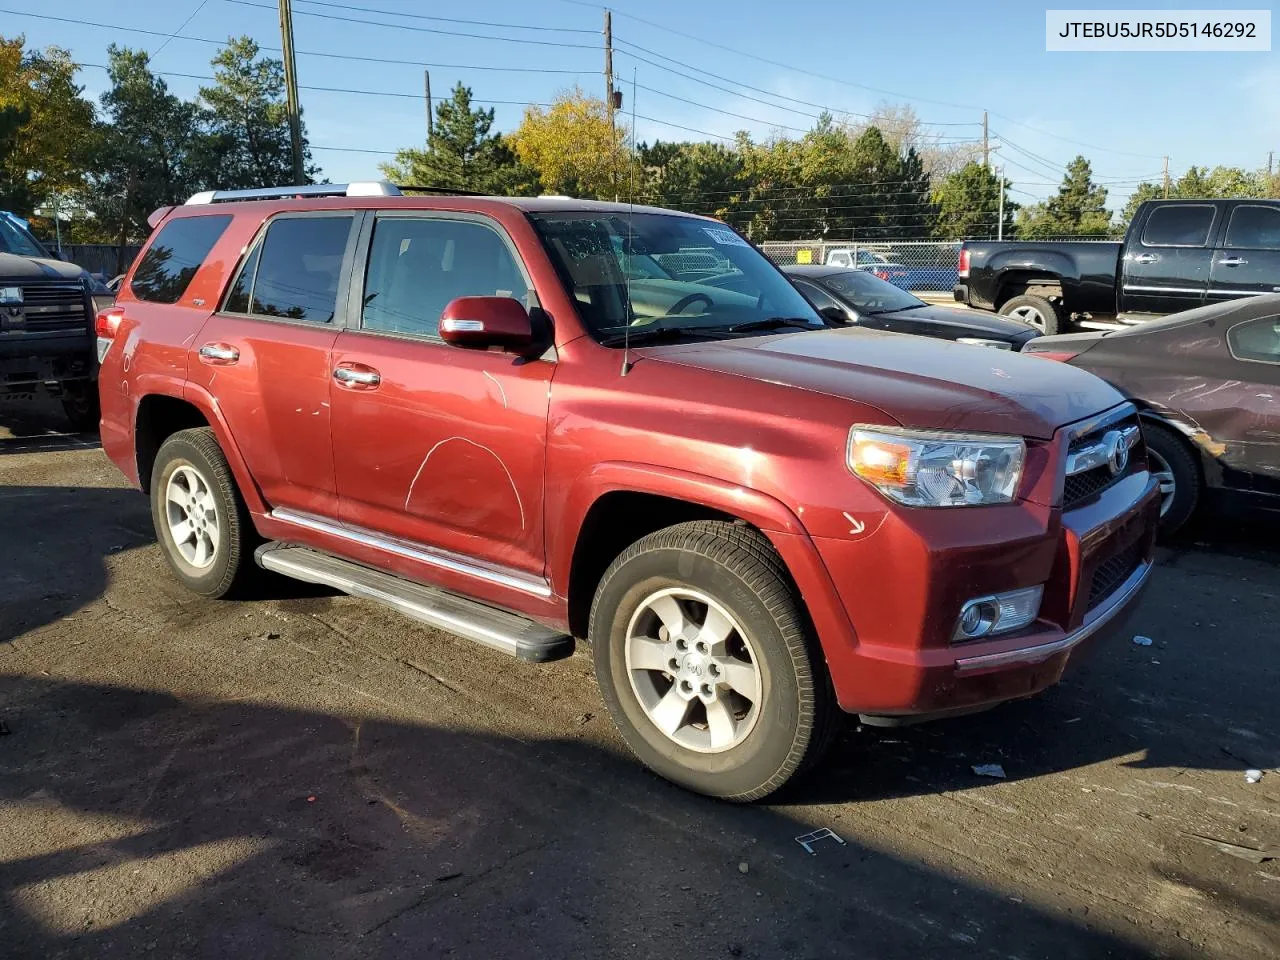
[147, 206, 175, 230]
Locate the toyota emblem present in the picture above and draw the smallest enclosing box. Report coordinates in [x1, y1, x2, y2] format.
[1104, 430, 1129, 476]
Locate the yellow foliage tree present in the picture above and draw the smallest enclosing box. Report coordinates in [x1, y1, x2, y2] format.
[0, 35, 97, 218]
[510, 87, 630, 200]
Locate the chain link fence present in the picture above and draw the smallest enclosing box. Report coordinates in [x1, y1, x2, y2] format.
[759, 239, 962, 293]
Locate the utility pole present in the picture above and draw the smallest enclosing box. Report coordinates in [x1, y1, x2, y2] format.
[603, 9, 617, 198]
[997, 168, 1005, 241]
[278, 0, 305, 184]
[424, 69, 433, 141]
[1268, 151, 1274, 177]
[1162, 156, 1170, 199]
[982, 110, 989, 170]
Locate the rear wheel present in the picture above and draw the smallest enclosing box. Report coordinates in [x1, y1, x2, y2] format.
[1142, 421, 1201, 536]
[589, 521, 837, 801]
[150, 427, 258, 598]
[999, 294, 1062, 335]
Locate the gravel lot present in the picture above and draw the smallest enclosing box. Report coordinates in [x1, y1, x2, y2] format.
[2, 399, 1278, 959]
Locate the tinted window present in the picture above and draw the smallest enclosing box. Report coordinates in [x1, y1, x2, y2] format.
[824, 269, 925, 312]
[1140, 205, 1215, 247]
[131, 215, 232, 303]
[792, 278, 844, 313]
[1225, 205, 1280, 250]
[362, 217, 528, 338]
[0, 213, 48, 257]
[250, 217, 352, 322]
[1228, 316, 1280, 363]
[223, 243, 261, 314]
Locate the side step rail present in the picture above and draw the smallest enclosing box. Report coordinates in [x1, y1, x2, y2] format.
[255, 544, 574, 662]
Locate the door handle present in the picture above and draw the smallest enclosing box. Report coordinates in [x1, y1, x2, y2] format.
[1217, 257, 1249, 267]
[1132, 253, 1160, 264]
[198, 342, 239, 364]
[333, 364, 381, 388]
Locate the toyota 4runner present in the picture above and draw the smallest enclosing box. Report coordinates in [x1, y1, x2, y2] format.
[98, 183, 1160, 800]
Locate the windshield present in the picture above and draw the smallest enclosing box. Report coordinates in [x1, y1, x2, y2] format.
[823, 269, 926, 313]
[530, 212, 823, 342]
[0, 214, 49, 258]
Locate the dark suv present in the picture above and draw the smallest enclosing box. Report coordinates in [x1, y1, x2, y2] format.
[1, 211, 110, 429]
[98, 183, 1160, 800]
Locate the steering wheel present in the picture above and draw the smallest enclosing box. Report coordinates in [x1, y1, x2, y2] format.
[665, 292, 714, 317]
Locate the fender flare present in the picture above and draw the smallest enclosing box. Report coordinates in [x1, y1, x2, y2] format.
[129, 378, 269, 515]
[552, 461, 857, 662]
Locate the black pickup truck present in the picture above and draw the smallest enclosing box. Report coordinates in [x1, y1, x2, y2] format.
[954, 198, 1280, 334]
[1, 212, 112, 430]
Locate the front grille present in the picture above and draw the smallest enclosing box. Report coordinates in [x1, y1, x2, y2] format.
[1063, 414, 1143, 508]
[1087, 539, 1145, 609]
[8, 282, 89, 332]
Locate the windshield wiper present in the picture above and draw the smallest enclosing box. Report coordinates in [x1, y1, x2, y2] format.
[722, 316, 820, 334]
[597, 324, 727, 347]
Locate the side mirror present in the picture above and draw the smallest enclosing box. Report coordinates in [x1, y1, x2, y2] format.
[819, 305, 852, 324]
[439, 296, 533, 350]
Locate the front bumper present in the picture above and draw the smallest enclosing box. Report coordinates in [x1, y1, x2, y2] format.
[0, 335, 95, 391]
[811, 464, 1160, 719]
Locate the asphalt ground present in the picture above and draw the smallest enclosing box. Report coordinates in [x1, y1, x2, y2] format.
[2, 397, 1277, 959]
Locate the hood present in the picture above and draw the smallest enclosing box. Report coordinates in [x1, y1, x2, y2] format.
[0, 252, 88, 283]
[641, 327, 1124, 440]
[887, 304, 1037, 341]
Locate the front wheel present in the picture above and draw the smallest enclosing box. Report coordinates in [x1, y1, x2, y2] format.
[61, 382, 100, 433]
[589, 521, 837, 801]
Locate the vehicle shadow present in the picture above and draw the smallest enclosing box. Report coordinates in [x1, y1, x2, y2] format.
[0, 486, 332, 645]
[0, 397, 92, 449]
[0, 674, 1161, 960]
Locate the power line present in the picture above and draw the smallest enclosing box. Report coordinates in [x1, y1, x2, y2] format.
[614, 41, 980, 129]
[153, 0, 210, 56]
[78, 63, 555, 107]
[1, 10, 595, 74]
[288, 0, 598, 33]
[226, 0, 601, 48]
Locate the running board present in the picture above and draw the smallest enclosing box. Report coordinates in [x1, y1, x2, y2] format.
[255, 544, 574, 662]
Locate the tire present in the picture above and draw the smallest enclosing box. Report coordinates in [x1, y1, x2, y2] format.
[589, 521, 838, 802]
[999, 294, 1062, 336]
[61, 383, 100, 433]
[150, 427, 258, 598]
[1142, 421, 1201, 536]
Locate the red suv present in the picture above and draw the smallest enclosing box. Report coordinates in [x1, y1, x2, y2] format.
[98, 183, 1160, 800]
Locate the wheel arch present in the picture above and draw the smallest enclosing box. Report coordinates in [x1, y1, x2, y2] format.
[133, 385, 267, 514]
[555, 463, 855, 661]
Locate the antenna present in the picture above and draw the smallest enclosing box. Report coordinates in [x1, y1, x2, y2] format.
[621, 66, 639, 376]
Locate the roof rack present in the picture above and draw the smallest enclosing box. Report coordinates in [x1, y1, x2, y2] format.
[184, 181, 403, 205]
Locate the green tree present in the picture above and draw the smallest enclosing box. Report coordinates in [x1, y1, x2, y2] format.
[382, 83, 533, 194]
[86, 46, 203, 256]
[0, 36, 97, 218]
[1119, 165, 1269, 224]
[196, 36, 314, 188]
[639, 140, 744, 223]
[1018, 155, 1111, 237]
[931, 162, 1018, 239]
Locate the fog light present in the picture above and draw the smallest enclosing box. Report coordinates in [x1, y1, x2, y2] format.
[954, 585, 1043, 642]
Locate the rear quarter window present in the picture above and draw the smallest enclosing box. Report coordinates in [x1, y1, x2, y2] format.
[130, 215, 233, 303]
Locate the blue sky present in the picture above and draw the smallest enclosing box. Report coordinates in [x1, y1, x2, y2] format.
[5, 0, 1278, 208]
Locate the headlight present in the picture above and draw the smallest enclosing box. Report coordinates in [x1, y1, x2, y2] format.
[848, 427, 1026, 507]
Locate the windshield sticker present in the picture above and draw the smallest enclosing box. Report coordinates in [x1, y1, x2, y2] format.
[702, 226, 749, 248]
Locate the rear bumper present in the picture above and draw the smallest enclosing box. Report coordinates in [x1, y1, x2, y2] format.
[952, 283, 969, 303]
